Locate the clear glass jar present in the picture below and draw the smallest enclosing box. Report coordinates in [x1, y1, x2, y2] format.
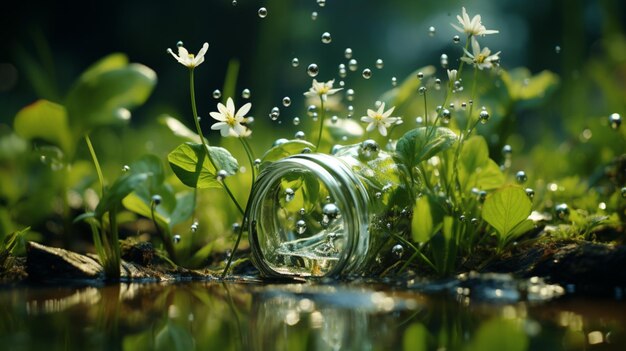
[248, 141, 410, 278]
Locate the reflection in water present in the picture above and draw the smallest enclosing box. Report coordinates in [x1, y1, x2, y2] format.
[0, 282, 625, 350]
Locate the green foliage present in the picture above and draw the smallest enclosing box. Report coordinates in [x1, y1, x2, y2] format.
[458, 136, 504, 193]
[402, 323, 430, 351]
[395, 127, 458, 171]
[13, 100, 73, 155]
[501, 68, 559, 106]
[168, 142, 239, 189]
[467, 318, 528, 351]
[0, 227, 29, 266]
[411, 195, 444, 243]
[482, 186, 533, 248]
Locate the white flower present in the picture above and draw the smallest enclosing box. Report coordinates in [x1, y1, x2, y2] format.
[303, 79, 343, 101]
[447, 69, 458, 83]
[210, 97, 252, 137]
[360, 103, 401, 137]
[167, 42, 209, 68]
[451, 7, 499, 37]
[460, 37, 501, 70]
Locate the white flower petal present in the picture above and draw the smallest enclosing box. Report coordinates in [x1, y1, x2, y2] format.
[217, 102, 228, 116]
[236, 102, 252, 117]
[377, 123, 388, 136]
[226, 98, 235, 114]
[210, 111, 226, 121]
[211, 121, 228, 130]
[366, 123, 376, 132]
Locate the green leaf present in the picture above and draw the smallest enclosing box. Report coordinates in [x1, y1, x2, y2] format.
[395, 127, 457, 170]
[95, 173, 150, 217]
[260, 140, 316, 168]
[411, 195, 444, 243]
[469, 318, 528, 351]
[458, 136, 504, 193]
[66, 54, 157, 135]
[13, 99, 73, 155]
[168, 142, 239, 189]
[482, 186, 532, 240]
[501, 68, 559, 106]
[402, 323, 430, 351]
[158, 115, 201, 143]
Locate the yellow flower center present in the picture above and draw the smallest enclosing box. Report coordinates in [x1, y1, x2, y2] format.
[225, 113, 237, 126]
[475, 54, 487, 64]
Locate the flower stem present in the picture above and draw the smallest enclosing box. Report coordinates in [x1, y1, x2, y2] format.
[239, 137, 256, 184]
[188, 68, 244, 216]
[456, 35, 472, 79]
[315, 98, 326, 152]
[84, 135, 105, 196]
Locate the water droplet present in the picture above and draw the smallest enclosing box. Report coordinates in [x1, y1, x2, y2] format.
[254, 158, 261, 166]
[296, 220, 307, 234]
[191, 222, 198, 233]
[344, 48, 353, 59]
[621, 187, 626, 198]
[515, 171, 528, 184]
[348, 59, 358, 71]
[375, 192, 382, 199]
[258, 7, 267, 18]
[609, 113, 621, 129]
[307, 105, 317, 116]
[428, 26, 436, 37]
[525, 188, 535, 199]
[212, 89, 221, 99]
[347, 105, 354, 117]
[555, 203, 570, 220]
[176, 41, 184, 48]
[479, 109, 490, 123]
[362, 68, 372, 79]
[232, 0, 237, 5]
[152, 194, 162, 205]
[270, 106, 280, 120]
[307, 63, 319, 77]
[299, 208, 306, 215]
[173, 234, 181, 244]
[441, 108, 451, 121]
[417, 71, 424, 80]
[435, 78, 442, 90]
[502, 144, 512, 155]
[392, 244, 404, 258]
[232, 222, 241, 233]
[291, 57, 299, 67]
[292, 117, 301, 125]
[555, 45, 561, 54]
[459, 214, 467, 222]
[217, 170, 228, 181]
[391, 77, 397, 86]
[273, 138, 288, 147]
[301, 147, 311, 154]
[242, 88, 251, 99]
[346, 88, 355, 101]
[321, 203, 340, 227]
[294, 131, 305, 139]
[470, 218, 479, 226]
[282, 96, 291, 107]
[317, 0, 326, 7]
[359, 139, 380, 160]
[285, 188, 295, 202]
[440, 54, 448, 68]
[461, 102, 467, 109]
[311, 11, 318, 20]
[122, 165, 130, 172]
[453, 35, 460, 44]
[321, 32, 332, 44]
[375, 59, 384, 69]
[477, 190, 487, 203]
[418, 86, 427, 95]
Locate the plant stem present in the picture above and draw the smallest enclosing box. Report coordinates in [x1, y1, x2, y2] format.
[107, 206, 121, 279]
[151, 201, 176, 262]
[315, 98, 326, 151]
[239, 137, 256, 184]
[85, 135, 105, 196]
[188, 68, 244, 216]
[221, 200, 250, 279]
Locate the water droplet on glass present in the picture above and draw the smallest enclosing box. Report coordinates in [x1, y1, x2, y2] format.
[359, 139, 380, 160]
[525, 188, 535, 199]
[346, 88, 355, 101]
[285, 188, 295, 202]
[347, 105, 354, 117]
[292, 117, 301, 125]
[344, 48, 353, 59]
[362, 68, 372, 79]
[122, 165, 130, 172]
[609, 113, 621, 129]
[555, 45, 561, 54]
[453, 35, 460, 44]
[212, 89, 221, 99]
[282, 96, 291, 107]
[321, 203, 340, 227]
[391, 77, 397, 86]
[555, 203, 570, 220]
[392, 244, 404, 258]
[296, 220, 307, 234]
[428, 26, 436, 37]
[242, 88, 251, 99]
[375, 59, 384, 69]
[470, 218, 479, 226]
[258, 7, 267, 18]
[307, 63, 319, 77]
[232, 222, 241, 233]
[348, 59, 358, 71]
[311, 11, 318, 20]
[516, 171, 528, 184]
[294, 131, 305, 139]
[152, 194, 162, 205]
[291, 57, 299, 67]
[173, 234, 181, 244]
[321, 32, 332, 44]
[217, 170, 228, 181]
[317, 0, 326, 7]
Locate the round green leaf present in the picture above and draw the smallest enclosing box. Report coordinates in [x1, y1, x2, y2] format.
[482, 186, 532, 239]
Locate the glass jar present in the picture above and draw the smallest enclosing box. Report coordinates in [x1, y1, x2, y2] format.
[248, 141, 411, 278]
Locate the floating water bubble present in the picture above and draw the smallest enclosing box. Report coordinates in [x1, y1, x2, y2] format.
[173, 234, 181, 244]
[282, 96, 291, 107]
[435, 78, 442, 89]
[470, 218, 479, 226]
[247, 117, 255, 125]
[375, 59, 384, 69]
[461, 102, 467, 109]
[555, 203, 570, 220]
[359, 139, 380, 160]
[242, 88, 251, 99]
[311, 11, 318, 20]
[479, 109, 490, 124]
[555, 45, 561, 54]
[217, 170, 228, 181]
[232, 0, 237, 5]
[621, 187, 626, 198]
[307, 105, 317, 116]
[331, 115, 338, 123]
[347, 105, 354, 117]
[347, 59, 358, 72]
[292, 117, 300, 125]
[321, 32, 332, 44]
[307, 63, 319, 77]
[317, 0, 326, 7]
[190, 221, 198, 233]
[428, 26, 436, 37]
[440, 54, 448, 68]
[285, 188, 295, 202]
[296, 220, 307, 234]
[417, 71, 424, 80]
[391, 77, 397, 86]
[344, 48, 353, 59]
[270, 106, 280, 120]
[258, 7, 267, 18]
[362, 68, 372, 79]
[502, 144, 512, 155]
[254, 158, 261, 166]
[453, 35, 460, 44]
[176, 41, 184, 47]
[291, 57, 299, 67]
[294, 131, 305, 139]
[321, 203, 340, 227]
[516, 171, 528, 184]
[418, 86, 427, 95]
[416, 116, 424, 124]
[212, 89, 221, 99]
[346, 88, 355, 101]
[477, 190, 487, 203]
[152, 194, 162, 205]
[122, 165, 130, 172]
[392, 244, 404, 258]
[609, 113, 621, 129]
[232, 222, 241, 233]
[441, 109, 451, 122]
